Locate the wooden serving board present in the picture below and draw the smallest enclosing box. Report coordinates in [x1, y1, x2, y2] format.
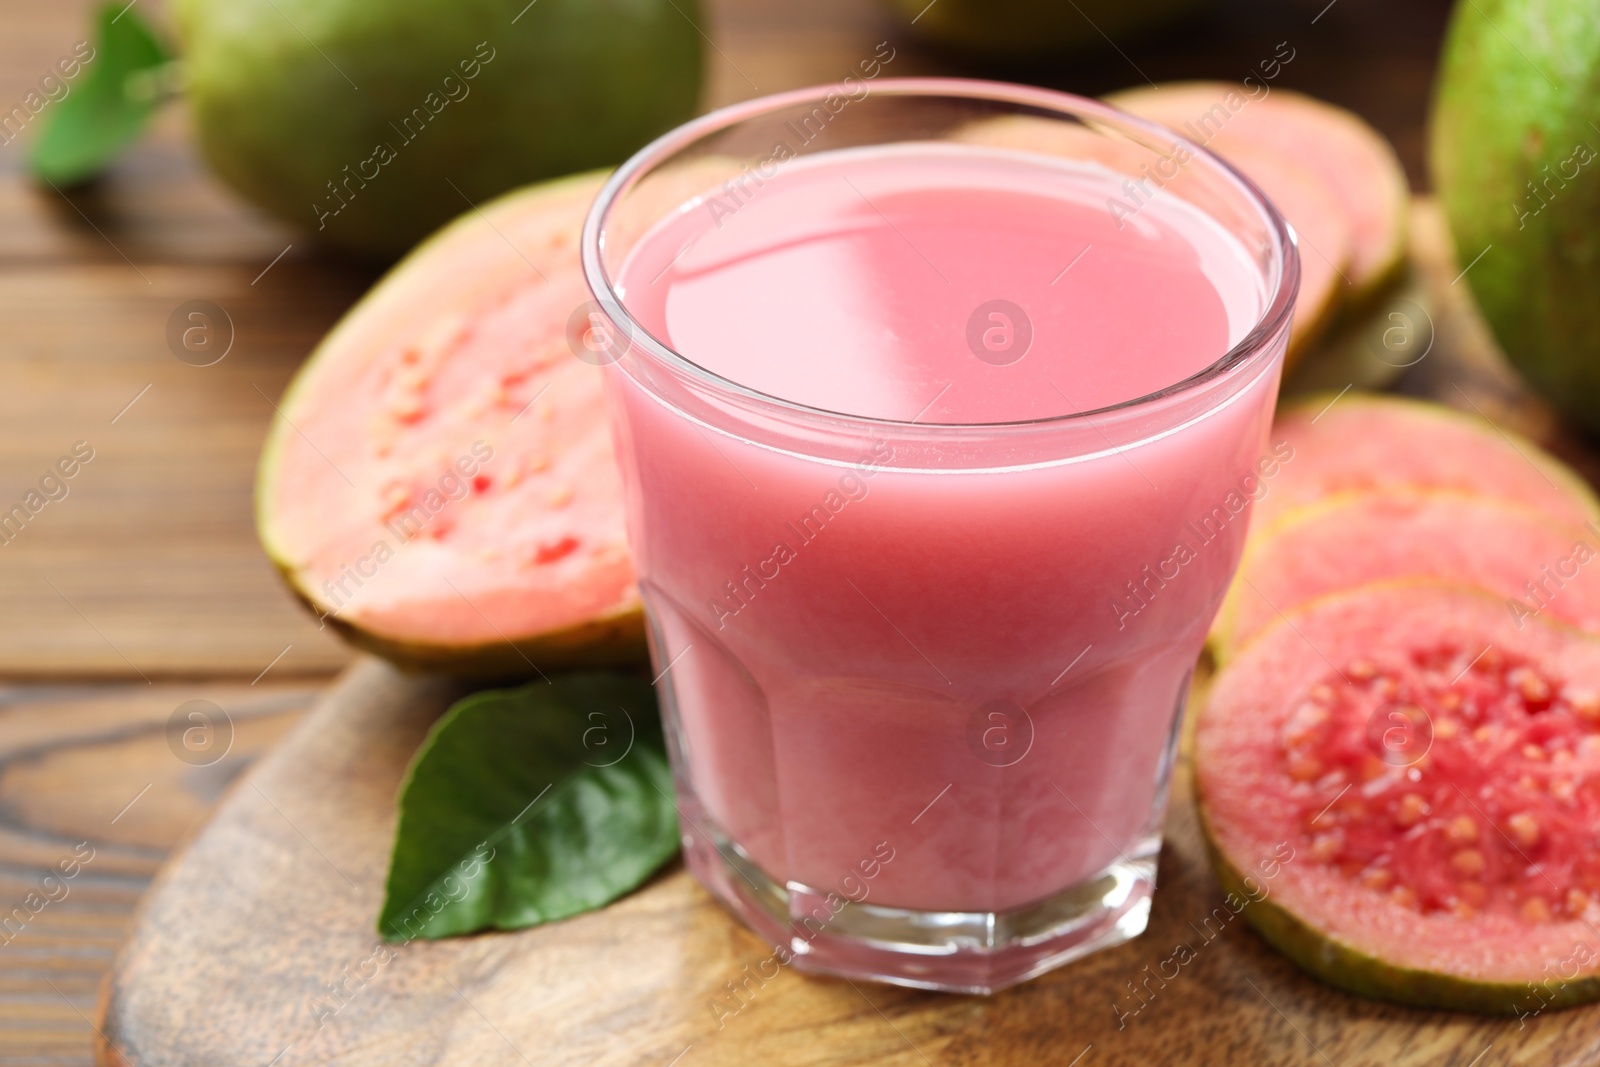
[96, 658, 1600, 1067]
[96, 200, 1600, 1066]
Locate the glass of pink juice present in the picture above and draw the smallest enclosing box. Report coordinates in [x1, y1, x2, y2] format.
[581, 79, 1298, 993]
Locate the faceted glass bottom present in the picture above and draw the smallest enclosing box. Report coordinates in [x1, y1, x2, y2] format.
[682, 817, 1159, 995]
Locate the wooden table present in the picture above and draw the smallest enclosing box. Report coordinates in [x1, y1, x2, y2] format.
[0, 0, 1460, 1061]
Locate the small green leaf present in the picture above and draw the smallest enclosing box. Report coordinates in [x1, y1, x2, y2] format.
[379, 673, 678, 942]
[29, 3, 173, 186]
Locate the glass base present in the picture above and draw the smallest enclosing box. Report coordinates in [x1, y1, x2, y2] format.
[683, 820, 1158, 995]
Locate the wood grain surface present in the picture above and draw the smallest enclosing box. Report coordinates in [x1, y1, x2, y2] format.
[0, 681, 318, 1064]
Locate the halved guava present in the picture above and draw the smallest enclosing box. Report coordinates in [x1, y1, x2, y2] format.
[1107, 81, 1410, 301]
[1217, 491, 1600, 661]
[952, 112, 1346, 362]
[256, 170, 645, 677]
[1257, 393, 1600, 534]
[1203, 137, 1350, 363]
[1198, 581, 1600, 1012]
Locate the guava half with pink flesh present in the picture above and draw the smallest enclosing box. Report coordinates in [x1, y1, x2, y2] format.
[1218, 491, 1600, 661]
[1197, 581, 1600, 1012]
[1107, 81, 1410, 300]
[256, 170, 645, 677]
[1203, 137, 1350, 363]
[953, 111, 1348, 363]
[1258, 393, 1600, 533]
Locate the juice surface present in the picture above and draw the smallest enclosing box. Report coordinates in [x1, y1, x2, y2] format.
[605, 142, 1285, 913]
[617, 144, 1263, 423]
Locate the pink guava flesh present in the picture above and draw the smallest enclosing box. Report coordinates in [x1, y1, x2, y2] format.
[954, 110, 1348, 360]
[1224, 491, 1600, 657]
[1259, 394, 1599, 533]
[1207, 137, 1350, 358]
[1108, 81, 1409, 296]
[258, 172, 640, 663]
[1199, 583, 1600, 991]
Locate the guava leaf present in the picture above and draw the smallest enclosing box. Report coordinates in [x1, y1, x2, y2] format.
[378, 673, 678, 942]
[29, 3, 173, 186]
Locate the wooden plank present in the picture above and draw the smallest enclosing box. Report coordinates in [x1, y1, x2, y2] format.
[0, 3, 371, 678]
[0, 110, 372, 677]
[0, 247, 373, 678]
[0, 680, 317, 1067]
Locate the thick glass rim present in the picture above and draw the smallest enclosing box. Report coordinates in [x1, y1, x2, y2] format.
[580, 77, 1300, 433]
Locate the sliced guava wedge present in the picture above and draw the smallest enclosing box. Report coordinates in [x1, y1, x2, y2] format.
[1258, 393, 1600, 533]
[1107, 81, 1410, 300]
[1208, 136, 1351, 361]
[952, 110, 1348, 362]
[1197, 581, 1600, 1012]
[1218, 491, 1600, 661]
[257, 170, 645, 676]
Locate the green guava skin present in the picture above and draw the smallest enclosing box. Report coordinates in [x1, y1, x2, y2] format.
[285, 570, 648, 679]
[889, 0, 1206, 59]
[1431, 0, 1600, 436]
[175, 0, 703, 257]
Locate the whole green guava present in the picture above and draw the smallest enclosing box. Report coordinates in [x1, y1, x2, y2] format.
[176, 0, 703, 257]
[1431, 0, 1600, 435]
[887, 0, 1207, 59]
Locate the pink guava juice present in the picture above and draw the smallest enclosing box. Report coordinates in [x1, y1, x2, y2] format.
[587, 86, 1295, 990]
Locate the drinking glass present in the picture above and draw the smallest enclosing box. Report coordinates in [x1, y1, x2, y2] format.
[581, 78, 1298, 993]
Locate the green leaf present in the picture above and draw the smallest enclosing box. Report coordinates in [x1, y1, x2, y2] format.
[379, 673, 679, 942]
[29, 3, 173, 186]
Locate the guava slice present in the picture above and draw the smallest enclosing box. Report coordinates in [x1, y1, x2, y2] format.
[1218, 492, 1600, 661]
[1205, 137, 1350, 363]
[951, 112, 1346, 362]
[1258, 393, 1600, 533]
[256, 170, 645, 677]
[1197, 581, 1600, 1012]
[1107, 81, 1410, 300]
